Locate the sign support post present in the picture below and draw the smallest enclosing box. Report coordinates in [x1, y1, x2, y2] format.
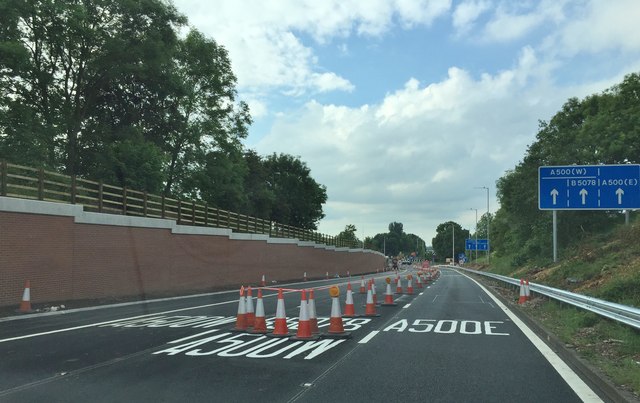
[553, 210, 557, 263]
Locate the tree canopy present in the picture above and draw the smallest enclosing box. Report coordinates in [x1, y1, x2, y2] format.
[491, 72, 640, 265]
[432, 221, 469, 262]
[0, 0, 327, 231]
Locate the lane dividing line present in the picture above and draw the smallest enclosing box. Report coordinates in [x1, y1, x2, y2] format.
[358, 331, 379, 344]
[402, 304, 411, 309]
[432, 295, 439, 302]
[455, 269, 603, 403]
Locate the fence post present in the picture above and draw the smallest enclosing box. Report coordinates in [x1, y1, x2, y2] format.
[204, 204, 208, 226]
[122, 186, 127, 215]
[192, 201, 196, 224]
[38, 168, 44, 200]
[143, 191, 148, 217]
[1, 160, 7, 196]
[70, 175, 76, 204]
[161, 195, 165, 218]
[177, 199, 181, 224]
[98, 181, 103, 213]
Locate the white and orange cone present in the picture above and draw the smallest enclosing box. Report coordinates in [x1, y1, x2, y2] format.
[245, 286, 255, 328]
[268, 288, 290, 337]
[291, 290, 318, 340]
[304, 271, 308, 282]
[251, 289, 268, 334]
[417, 274, 423, 289]
[518, 279, 527, 304]
[371, 279, 378, 305]
[406, 275, 414, 295]
[382, 278, 397, 306]
[396, 276, 403, 294]
[525, 279, 531, 301]
[233, 286, 248, 331]
[365, 282, 379, 317]
[343, 282, 357, 317]
[359, 276, 366, 294]
[17, 280, 33, 313]
[324, 286, 352, 339]
[308, 289, 320, 334]
[261, 274, 266, 287]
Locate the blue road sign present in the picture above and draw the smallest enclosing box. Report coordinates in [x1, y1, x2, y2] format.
[465, 239, 489, 250]
[539, 165, 640, 210]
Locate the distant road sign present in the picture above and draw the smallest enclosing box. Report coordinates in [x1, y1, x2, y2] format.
[539, 165, 640, 210]
[465, 239, 488, 251]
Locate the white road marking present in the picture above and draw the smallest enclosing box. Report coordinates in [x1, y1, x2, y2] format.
[432, 295, 439, 302]
[358, 330, 379, 344]
[402, 304, 411, 309]
[0, 290, 302, 343]
[456, 270, 603, 403]
[419, 292, 424, 296]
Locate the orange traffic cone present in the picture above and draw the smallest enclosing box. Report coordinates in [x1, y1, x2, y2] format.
[417, 274, 423, 289]
[518, 279, 527, 304]
[382, 278, 397, 306]
[251, 289, 268, 334]
[365, 282, 379, 317]
[261, 274, 266, 287]
[17, 280, 33, 313]
[308, 288, 319, 334]
[268, 288, 290, 338]
[245, 286, 255, 328]
[396, 276, 403, 294]
[233, 286, 248, 331]
[344, 282, 357, 317]
[291, 290, 318, 340]
[324, 286, 352, 339]
[359, 276, 366, 294]
[525, 279, 531, 301]
[406, 275, 414, 295]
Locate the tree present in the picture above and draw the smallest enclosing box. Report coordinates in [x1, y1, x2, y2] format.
[264, 153, 327, 230]
[336, 224, 359, 247]
[432, 221, 469, 262]
[492, 72, 640, 264]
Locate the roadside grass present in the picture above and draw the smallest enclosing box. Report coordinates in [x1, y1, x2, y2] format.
[519, 298, 640, 398]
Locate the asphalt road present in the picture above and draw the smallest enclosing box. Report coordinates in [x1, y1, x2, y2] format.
[0, 267, 607, 402]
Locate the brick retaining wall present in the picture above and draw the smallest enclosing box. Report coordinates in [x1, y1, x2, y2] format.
[0, 197, 384, 307]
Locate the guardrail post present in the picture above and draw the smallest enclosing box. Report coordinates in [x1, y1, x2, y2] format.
[70, 175, 77, 204]
[98, 181, 103, 213]
[38, 168, 44, 200]
[1, 160, 7, 196]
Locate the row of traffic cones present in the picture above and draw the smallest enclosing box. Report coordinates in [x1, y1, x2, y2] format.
[232, 286, 353, 340]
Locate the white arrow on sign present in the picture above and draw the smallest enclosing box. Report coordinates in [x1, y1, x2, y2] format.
[579, 188, 588, 205]
[550, 189, 559, 205]
[616, 188, 624, 204]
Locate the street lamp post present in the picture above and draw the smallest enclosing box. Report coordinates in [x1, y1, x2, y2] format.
[469, 208, 478, 261]
[451, 223, 455, 265]
[475, 186, 490, 264]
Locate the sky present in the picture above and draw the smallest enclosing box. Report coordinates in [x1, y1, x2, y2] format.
[172, 0, 640, 246]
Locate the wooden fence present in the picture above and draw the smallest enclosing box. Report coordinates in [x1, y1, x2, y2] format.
[0, 161, 359, 248]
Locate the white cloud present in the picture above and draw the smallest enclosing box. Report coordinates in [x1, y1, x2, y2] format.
[255, 47, 571, 241]
[173, 0, 450, 98]
[481, 0, 567, 42]
[452, 0, 491, 35]
[549, 0, 640, 56]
